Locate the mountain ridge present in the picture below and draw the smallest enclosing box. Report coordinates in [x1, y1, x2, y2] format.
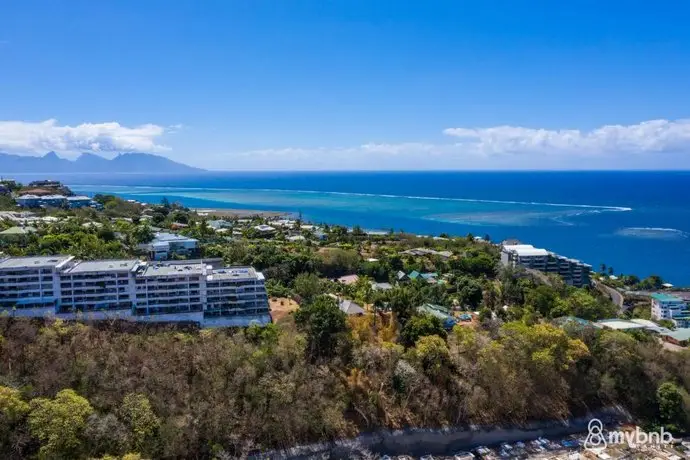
[0, 152, 204, 174]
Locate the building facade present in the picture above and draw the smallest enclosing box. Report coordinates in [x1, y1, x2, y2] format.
[0, 256, 270, 327]
[58, 260, 140, 315]
[501, 243, 592, 287]
[0, 256, 74, 315]
[651, 293, 689, 324]
[16, 194, 99, 209]
[138, 232, 199, 261]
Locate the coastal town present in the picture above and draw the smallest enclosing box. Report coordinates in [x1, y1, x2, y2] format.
[1, 179, 689, 459]
[1, 179, 686, 343]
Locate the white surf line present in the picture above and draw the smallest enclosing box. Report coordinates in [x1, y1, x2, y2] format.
[70, 184, 633, 212]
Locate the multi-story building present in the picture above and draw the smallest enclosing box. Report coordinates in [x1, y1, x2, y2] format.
[501, 243, 592, 287]
[138, 232, 199, 260]
[0, 256, 270, 327]
[0, 256, 74, 315]
[134, 262, 206, 321]
[58, 259, 140, 317]
[651, 293, 689, 323]
[16, 194, 99, 209]
[205, 267, 269, 326]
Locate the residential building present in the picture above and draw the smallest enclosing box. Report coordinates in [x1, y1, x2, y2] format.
[0, 256, 270, 327]
[272, 219, 296, 228]
[207, 219, 231, 230]
[253, 224, 276, 235]
[66, 196, 95, 208]
[401, 247, 452, 259]
[138, 232, 199, 260]
[594, 318, 672, 334]
[661, 329, 690, 347]
[287, 235, 306, 242]
[0, 226, 36, 241]
[134, 262, 206, 320]
[205, 267, 269, 326]
[416, 303, 457, 329]
[28, 180, 62, 188]
[501, 243, 592, 287]
[15, 194, 42, 208]
[651, 293, 689, 322]
[336, 274, 359, 285]
[0, 256, 74, 315]
[338, 299, 365, 315]
[16, 194, 98, 209]
[58, 259, 139, 314]
[0, 211, 38, 224]
[371, 281, 393, 291]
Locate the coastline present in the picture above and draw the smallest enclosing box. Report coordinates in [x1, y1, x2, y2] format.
[65, 172, 690, 285]
[193, 208, 290, 219]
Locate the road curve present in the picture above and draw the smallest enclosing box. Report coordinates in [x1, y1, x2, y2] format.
[594, 280, 625, 312]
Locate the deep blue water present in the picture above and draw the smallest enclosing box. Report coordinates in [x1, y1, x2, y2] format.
[10, 171, 690, 285]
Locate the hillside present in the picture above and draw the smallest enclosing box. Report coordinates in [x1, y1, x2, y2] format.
[0, 151, 204, 174]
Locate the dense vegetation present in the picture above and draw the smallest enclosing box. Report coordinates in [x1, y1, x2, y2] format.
[1, 313, 689, 459]
[0, 185, 688, 459]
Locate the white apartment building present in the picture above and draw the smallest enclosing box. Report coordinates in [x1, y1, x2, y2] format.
[0, 256, 74, 316]
[651, 293, 689, 322]
[501, 243, 592, 287]
[58, 259, 140, 317]
[134, 262, 206, 321]
[0, 256, 270, 327]
[205, 267, 269, 326]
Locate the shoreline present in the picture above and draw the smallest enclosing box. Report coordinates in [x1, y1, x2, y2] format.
[193, 208, 290, 218]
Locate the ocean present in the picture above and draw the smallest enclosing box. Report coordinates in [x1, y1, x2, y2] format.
[21, 170, 689, 285]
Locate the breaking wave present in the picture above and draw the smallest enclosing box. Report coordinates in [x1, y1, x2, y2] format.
[71, 184, 633, 213]
[616, 227, 688, 240]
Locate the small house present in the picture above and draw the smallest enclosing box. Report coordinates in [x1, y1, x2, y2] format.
[339, 299, 365, 316]
[336, 274, 359, 285]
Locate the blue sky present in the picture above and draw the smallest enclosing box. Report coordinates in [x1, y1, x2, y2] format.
[1, 0, 690, 170]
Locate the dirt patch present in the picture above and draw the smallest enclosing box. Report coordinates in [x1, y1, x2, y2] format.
[269, 297, 300, 323]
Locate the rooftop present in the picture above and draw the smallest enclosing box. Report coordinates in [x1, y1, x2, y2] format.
[138, 262, 208, 277]
[336, 274, 360, 285]
[151, 232, 198, 243]
[65, 259, 141, 274]
[509, 245, 550, 257]
[371, 281, 393, 290]
[0, 226, 36, 235]
[662, 328, 690, 342]
[417, 303, 452, 319]
[339, 299, 365, 315]
[208, 266, 260, 281]
[0, 255, 73, 270]
[652, 292, 684, 302]
[595, 319, 647, 330]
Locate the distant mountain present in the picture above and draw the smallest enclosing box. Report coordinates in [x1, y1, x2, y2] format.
[0, 152, 204, 174]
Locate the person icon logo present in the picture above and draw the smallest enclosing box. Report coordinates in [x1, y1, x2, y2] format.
[584, 418, 607, 451]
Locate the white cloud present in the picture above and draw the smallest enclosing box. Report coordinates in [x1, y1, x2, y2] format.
[443, 119, 690, 156]
[219, 118, 690, 170]
[0, 119, 171, 155]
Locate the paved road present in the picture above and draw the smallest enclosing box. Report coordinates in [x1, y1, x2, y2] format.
[594, 280, 625, 312]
